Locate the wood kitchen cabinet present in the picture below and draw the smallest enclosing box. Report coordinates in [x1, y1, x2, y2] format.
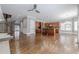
[35, 22, 59, 35]
[42, 22, 59, 35]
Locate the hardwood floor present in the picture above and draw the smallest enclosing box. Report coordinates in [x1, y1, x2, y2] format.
[9, 33, 79, 54]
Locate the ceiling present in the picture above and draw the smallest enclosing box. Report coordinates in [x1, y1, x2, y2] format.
[0, 4, 78, 22]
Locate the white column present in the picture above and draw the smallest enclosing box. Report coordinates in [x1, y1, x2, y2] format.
[72, 18, 74, 33]
[77, 17, 79, 49]
[77, 5, 79, 43]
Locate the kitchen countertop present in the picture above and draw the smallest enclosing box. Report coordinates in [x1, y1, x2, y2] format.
[0, 33, 13, 42]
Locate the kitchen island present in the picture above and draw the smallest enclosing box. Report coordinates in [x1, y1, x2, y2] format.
[0, 33, 13, 54]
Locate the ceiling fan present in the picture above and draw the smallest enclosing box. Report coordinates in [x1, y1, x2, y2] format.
[28, 4, 40, 13]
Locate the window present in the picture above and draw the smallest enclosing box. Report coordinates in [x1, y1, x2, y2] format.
[60, 21, 72, 31]
[60, 23, 65, 30]
[65, 21, 72, 31]
[74, 21, 77, 31]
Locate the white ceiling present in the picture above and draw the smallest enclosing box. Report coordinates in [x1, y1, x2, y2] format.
[0, 4, 78, 22]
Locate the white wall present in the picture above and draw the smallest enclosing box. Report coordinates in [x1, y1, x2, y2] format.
[21, 18, 27, 34]
[0, 5, 5, 32]
[21, 16, 36, 35]
[0, 5, 4, 20]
